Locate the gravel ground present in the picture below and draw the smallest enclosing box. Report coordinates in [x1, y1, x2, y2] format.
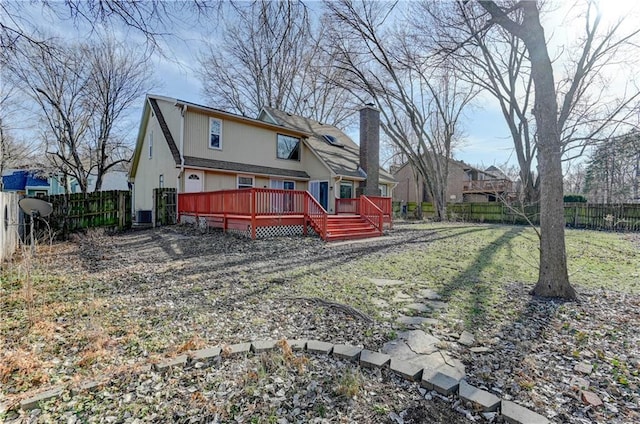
[1, 222, 639, 423]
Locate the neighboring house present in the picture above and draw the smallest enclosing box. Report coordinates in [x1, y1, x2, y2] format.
[85, 170, 130, 192]
[1, 170, 67, 196]
[129, 94, 395, 223]
[392, 158, 513, 204]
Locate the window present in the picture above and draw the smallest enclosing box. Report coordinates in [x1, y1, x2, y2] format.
[159, 174, 164, 188]
[209, 117, 222, 149]
[379, 184, 388, 197]
[340, 181, 353, 198]
[323, 134, 344, 147]
[237, 175, 254, 189]
[148, 131, 153, 159]
[277, 134, 300, 160]
[270, 180, 295, 190]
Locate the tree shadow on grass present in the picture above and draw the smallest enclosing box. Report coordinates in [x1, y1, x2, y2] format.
[437, 226, 526, 328]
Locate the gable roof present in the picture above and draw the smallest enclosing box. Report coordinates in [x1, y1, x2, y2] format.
[130, 94, 311, 180]
[148, 98, 181, 164]
[260, 107, 396, 184]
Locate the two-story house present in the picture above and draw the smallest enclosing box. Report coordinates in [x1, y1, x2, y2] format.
[129, 95, 395, 236]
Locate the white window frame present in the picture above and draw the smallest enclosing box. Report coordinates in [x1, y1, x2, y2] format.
[269, 179, 296, 190]
[340, 181, 354, 198]
[379, 184, 388, 197]
[148, 130, 153, 159]
[237, 175, 254, 189]
[209, 117, 223, 150]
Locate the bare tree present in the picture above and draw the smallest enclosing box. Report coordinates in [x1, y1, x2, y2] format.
[83, 38, 150, 191]
[2, 1, 216, 53]
[198, 0, 355, 127]
[585, 131, 640, 203]
[423, 1, 640, 206]
[0, 88, 38, 186]
[6, 38, 151, 193]
[325, 0, 477, 220]
[468, 1, 576, 299]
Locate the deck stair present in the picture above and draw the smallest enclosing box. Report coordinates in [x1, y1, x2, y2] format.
[325, 214, 381, 241]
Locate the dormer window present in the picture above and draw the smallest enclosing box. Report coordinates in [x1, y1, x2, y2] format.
[323, 134, 344, 147]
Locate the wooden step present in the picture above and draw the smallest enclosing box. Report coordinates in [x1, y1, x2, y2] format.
[317, 214, 383, 241]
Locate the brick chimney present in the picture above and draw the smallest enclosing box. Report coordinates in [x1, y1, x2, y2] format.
[358, 103, 381, 196]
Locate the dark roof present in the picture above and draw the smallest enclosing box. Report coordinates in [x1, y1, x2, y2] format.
[261, 107, 396, 183]
[183, 156, 310, 179]
[149, 98, 181, 165]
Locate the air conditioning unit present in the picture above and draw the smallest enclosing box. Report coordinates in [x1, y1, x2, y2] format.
[136, 210, 152, 223]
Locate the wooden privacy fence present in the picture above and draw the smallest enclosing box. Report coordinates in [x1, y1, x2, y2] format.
[0, 192, 20, 261]
[43, 190, 132, 237]
[393, 201, 640, 231]
[154, 188, 177, 226]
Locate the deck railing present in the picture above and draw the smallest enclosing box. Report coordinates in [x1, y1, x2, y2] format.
[463, 179, 512, 192]
[178, 189, 393, 240]
[359, 195, 384, 235]
[179, 188, 328, 239]
[335, 198, 359, 214]
[304, 193, 328, 240]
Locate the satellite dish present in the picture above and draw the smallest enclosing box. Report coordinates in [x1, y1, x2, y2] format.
[19, 197, 53, 255]
[19, 198, 53, 218]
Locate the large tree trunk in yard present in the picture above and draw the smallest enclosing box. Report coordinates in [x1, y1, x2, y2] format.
[480, 1, 577, 299]
[520, 4, 576, 299]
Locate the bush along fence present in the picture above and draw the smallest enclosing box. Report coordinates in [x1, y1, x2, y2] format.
[393, 201, 640, 231]
[42, 190, 132, 238]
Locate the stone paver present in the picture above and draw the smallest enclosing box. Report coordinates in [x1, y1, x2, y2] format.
[458, 380, 500, 412]
[422, 372, 460, 395]
[20, 387, 64, 410]
[73, 380, 101, 395]
[332, 344, 362, 361]
[306, 340, 333, 354]
[381, 339, 418, 360]
[154, 355, 188, 372]
[251, 339, 279, 353]
[581, 390, 603, 407]
[424, 300, 448, 310]
[458, 331, 475, 347]
[418, 288, 442, 300]
[401, 330, 440, 355]
[371, 278, 406, 287]
[226, 343, 252, 356]
[396, 315, 439, 327]
[191, 346, 222, 362]
[502, 400, 550, 424]
[470, 347, 493, 354]
[360, 349, 391, 368]
[574, 362, 593, 375]
[390, 358, 424, 381]
[287, 339, 307, 351]
[409, 351, 466, 380]
[403, 303, 430, 313]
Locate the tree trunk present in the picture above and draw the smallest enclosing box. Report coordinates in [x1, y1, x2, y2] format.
[520, 4, 576, 299]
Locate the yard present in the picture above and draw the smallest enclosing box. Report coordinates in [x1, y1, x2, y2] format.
[1, 222, 639, 423]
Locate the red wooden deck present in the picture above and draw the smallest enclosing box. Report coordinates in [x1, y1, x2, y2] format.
[178, 188, 392, 241]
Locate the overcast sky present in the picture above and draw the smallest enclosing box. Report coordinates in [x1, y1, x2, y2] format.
[7, 0, 640, 171]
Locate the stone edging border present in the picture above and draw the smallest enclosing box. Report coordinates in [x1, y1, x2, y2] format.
[15, 339, 550, 424]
